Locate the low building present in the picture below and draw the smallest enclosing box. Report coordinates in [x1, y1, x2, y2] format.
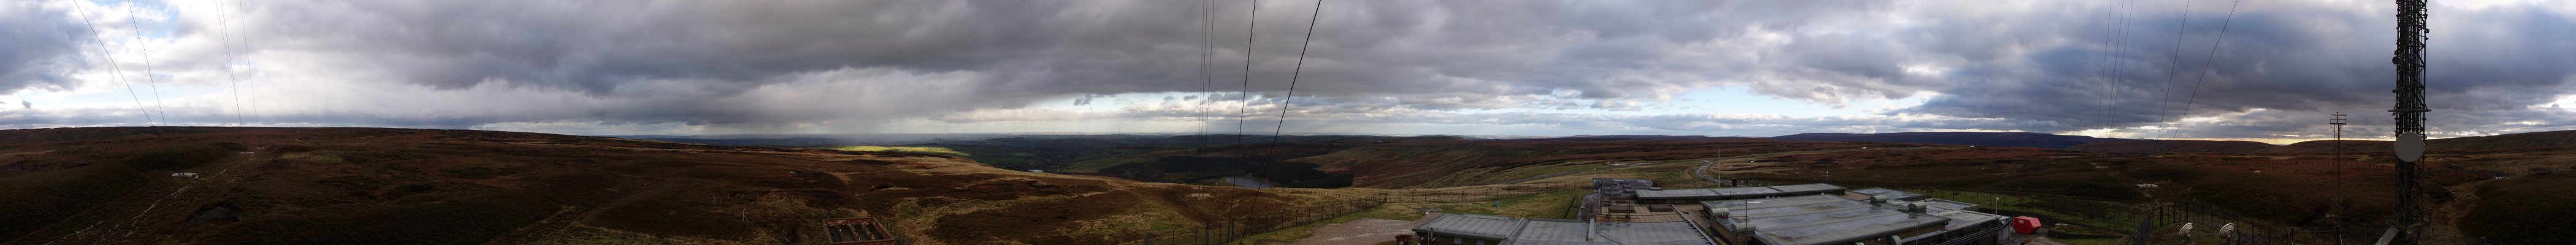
[1511, 219, 1718, 245]
[1413, 214, 1719, 245]
[1415, 214, 1526, 245]
[1848, 188, 1929, 202]
[1702, 194, 2008, 245]
[1631, 183, 1849, 204]
[1594, 178, 1657, 201]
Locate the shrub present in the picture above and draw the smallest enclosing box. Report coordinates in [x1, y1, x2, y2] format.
[587, 199, 758, 240]
[0, 163, 147, 241]
[269, 144, 318, 154]
[2459, 172, 2576, 244]
[199, 190, 560, 244]
[123, 145, 230, 170]
[392, 184, 435, 194]
[208, 142, 251, 151]
[442, 165, 509, 179]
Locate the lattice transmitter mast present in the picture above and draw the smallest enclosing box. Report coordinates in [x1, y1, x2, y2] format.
[2385, 0, 2431, 244]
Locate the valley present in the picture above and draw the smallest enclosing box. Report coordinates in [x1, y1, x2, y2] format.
[5, 128, 2569, 244]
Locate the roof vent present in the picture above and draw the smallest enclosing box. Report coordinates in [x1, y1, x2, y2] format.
[1871, 195, 1889, 204]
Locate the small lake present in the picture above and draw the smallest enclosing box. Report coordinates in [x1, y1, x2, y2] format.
[1222, 176, 1275, 189]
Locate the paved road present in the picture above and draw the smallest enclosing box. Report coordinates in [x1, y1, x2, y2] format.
[1689, 160, 1722, 184]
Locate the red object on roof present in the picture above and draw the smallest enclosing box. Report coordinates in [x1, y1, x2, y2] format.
[2010, 216, 2043, 234]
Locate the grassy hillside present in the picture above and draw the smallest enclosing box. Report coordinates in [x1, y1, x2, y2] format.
[823, 145, 1039, 167]
[2262, 129, 2576, 153]
[1770, 132, 2135, 148]
[0, 127, 1375, 245]
[2068, 140, 2276, 154]
[1284, 138, 1930, 188]
[2459, 172, 2576, 244]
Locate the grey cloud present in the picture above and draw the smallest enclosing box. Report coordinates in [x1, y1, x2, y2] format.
[10, 0, 2576, 138]
[1, 2, 90, 95]
[1902, 1, 2576, 134]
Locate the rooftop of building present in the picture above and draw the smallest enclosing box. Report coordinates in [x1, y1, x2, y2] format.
[1632, 183, 1848, 200]
[1916, 199, 2003, 230]
[1508, 219, 1717, 245]
[1414, 214, 1529, 239]
[1701, 194, 1974, 245]
[1847, 187, 1928, 201]
[1592, 178, 1655, 189]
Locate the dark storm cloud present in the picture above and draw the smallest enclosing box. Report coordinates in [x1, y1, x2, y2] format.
[0, 2, 90, 95]
[1902, 1, 2576, 135]
[12, 0, 2576, 137]
[177, 0, 1928, 129]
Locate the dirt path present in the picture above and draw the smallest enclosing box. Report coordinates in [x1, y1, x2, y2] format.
[1274, 214, 1440, 245]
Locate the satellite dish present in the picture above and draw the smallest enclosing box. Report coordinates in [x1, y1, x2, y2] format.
[2396, 132, 2426, 162]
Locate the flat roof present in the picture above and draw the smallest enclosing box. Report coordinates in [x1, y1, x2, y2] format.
[1415, 214, 1527, 239]
[1916, 200, 2004, 230]
[1634, 184, 1847, 200]
[1917, 198, 1978, 211]
[1700, 194, 1959, 245]
[1749, 208, 1949, 245]
[1848, 187, 1927, 200]
[1509, 220, 1716, 245]
[1765, 184, 1846, 193]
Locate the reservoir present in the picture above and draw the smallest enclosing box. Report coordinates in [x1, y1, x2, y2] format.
[1221, 176, 1275, 189]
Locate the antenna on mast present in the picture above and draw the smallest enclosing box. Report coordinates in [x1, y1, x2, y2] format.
[2384, 0, 2432, 243]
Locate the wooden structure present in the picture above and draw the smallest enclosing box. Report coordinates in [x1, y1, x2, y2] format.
[824, 217, 898, 245]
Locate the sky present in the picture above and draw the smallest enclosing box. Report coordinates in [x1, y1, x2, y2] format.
[3, 0, 2575, 144]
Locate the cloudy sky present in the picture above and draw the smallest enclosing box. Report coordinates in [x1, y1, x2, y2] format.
[3, 0, 2574, 143]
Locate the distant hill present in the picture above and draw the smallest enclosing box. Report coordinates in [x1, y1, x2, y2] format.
[2262, 130, 2576, 153]
[2258, 140, 2391, 153]
[1516, 135, 1754, 141]
[1768, 132, 2138, 149]
[2068, 140, 2277, 154]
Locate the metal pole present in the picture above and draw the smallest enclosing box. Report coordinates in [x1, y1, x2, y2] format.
[2331, 112, 2348, 216]
[2387, 0, 2430, 244]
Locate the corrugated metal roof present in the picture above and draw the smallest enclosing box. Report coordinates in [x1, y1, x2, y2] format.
[1917, 198, 1977, 211]
[1505, 219, 1609, 245]
[1414, 214, 1528, 239]
[1633, 184, 1847, 200]
[1702, 194, 1862, 217]
[1848, 187, 1927, 200]
[1508, 220, 1715, 245]
[1919, 201, 2003, 230]
[1700, 194, 1969, 245]
[1764, 184, 1846, 193]
[1749, 209, 1947, 245]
